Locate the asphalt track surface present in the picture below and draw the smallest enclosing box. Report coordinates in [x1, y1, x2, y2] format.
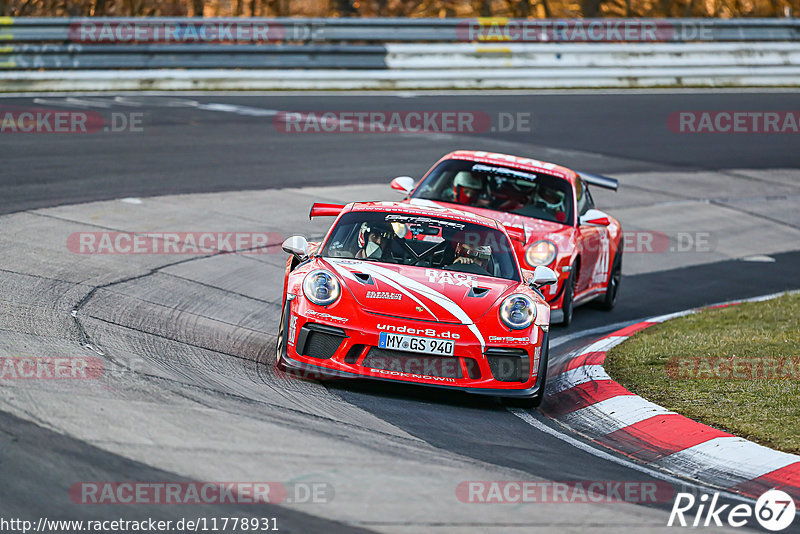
[3, 90, 800, 215]
[1, 91, 799, 532]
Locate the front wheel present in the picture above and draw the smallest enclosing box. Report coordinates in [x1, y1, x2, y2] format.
[275, 303, 288, 371]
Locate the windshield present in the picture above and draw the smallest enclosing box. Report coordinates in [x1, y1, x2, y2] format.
[412, 159, 574, 225]
[321, 211, 520, 281]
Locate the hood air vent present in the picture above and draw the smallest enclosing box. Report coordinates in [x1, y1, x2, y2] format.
[353, 272, 374, 285]
[467, 287, 490, 298]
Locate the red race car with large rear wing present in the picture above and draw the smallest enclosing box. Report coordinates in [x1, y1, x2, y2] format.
[276, 201, 558, 407]
[389, 150, 622, 326]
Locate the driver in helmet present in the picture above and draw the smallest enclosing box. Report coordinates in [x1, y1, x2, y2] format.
[536, 186, 567, 223]
[451, 171, 485, 206]
[356, 222, 394, 259]
[452, 242, 492, 275]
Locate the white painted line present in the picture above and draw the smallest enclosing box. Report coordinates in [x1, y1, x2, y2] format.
[198, 103, 279, 117]
[652, 436, 800, 489]
[737, 289, 799, 303]
[65, 97, 115, 109]
[559, 395, 675, 436]
[549, 364, 611, 395]
[508, 408, 757, 506]
[32, 98, 90, 108]
[111, 96, 144, 107]
[741, 255, 776, 263]
[113, 96, 202, 108]
[648, 310, 695, 323]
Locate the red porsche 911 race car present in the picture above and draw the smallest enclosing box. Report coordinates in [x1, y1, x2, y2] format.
[389, 150, 623, 326]
[276, 201, 558, 407]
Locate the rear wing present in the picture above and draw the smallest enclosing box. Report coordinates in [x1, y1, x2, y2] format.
[309, 203, 345, 220]
[579, 172, 619, 191]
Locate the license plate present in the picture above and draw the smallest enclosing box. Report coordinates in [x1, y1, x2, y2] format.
[378, 332, 455, 356]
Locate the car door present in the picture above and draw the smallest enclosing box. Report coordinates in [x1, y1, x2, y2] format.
[576, 179, 603, 294]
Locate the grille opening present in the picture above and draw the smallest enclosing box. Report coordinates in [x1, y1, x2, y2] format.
[485, 348, 529, 383]
[297, 323, 346, 360]
[362, 348, 463, 379]
[344, 344, 365, 364]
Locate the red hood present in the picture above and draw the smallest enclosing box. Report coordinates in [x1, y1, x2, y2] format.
[323, 258, 517, 324]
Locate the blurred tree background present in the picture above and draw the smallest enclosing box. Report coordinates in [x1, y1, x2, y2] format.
[0, 0, 795, 18]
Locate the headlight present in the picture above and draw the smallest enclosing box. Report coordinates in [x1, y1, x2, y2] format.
[499, 294, 537, 330]
[302, 270, 341, 306]
[525, 240, 557, 267]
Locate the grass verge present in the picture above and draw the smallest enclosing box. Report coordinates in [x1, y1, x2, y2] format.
[604, 292, 800, 454]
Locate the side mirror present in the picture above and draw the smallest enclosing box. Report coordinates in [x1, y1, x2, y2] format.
[529, 266, 558, 287]
[390, 176, 415, 195]
[282, 236, 308, 259]
[579, 208, 611, 227]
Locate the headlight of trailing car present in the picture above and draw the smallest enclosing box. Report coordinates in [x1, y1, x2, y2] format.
[499, 294, 537, 330]
[303, 270, 341, 306]
[525, 240, 557, 267]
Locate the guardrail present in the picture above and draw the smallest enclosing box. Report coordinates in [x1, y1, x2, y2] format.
[1, 44, 387, 69]
[1, 17, 799, 44]
[0, 17, 798, 89]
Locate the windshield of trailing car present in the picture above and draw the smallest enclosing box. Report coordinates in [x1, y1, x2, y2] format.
[321, 211, 520, 281]
[412, 159, 574, 226]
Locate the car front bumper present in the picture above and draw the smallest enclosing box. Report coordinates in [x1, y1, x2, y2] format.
[277, 298, 548, 399]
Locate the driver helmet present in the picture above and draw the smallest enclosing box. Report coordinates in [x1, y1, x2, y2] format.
[538, 187, 565, 210]
[452, 172, 483, 205]
[358, 222, 393, 258]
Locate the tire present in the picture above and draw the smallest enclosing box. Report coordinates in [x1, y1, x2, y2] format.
[559, 268, 576, 327]
[275, 303, 288, 371]
[503, 334, 549, 409]
[597, 252, 622, 311]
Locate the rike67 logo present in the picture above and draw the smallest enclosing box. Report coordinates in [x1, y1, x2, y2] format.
[668, 490, 795, 531]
